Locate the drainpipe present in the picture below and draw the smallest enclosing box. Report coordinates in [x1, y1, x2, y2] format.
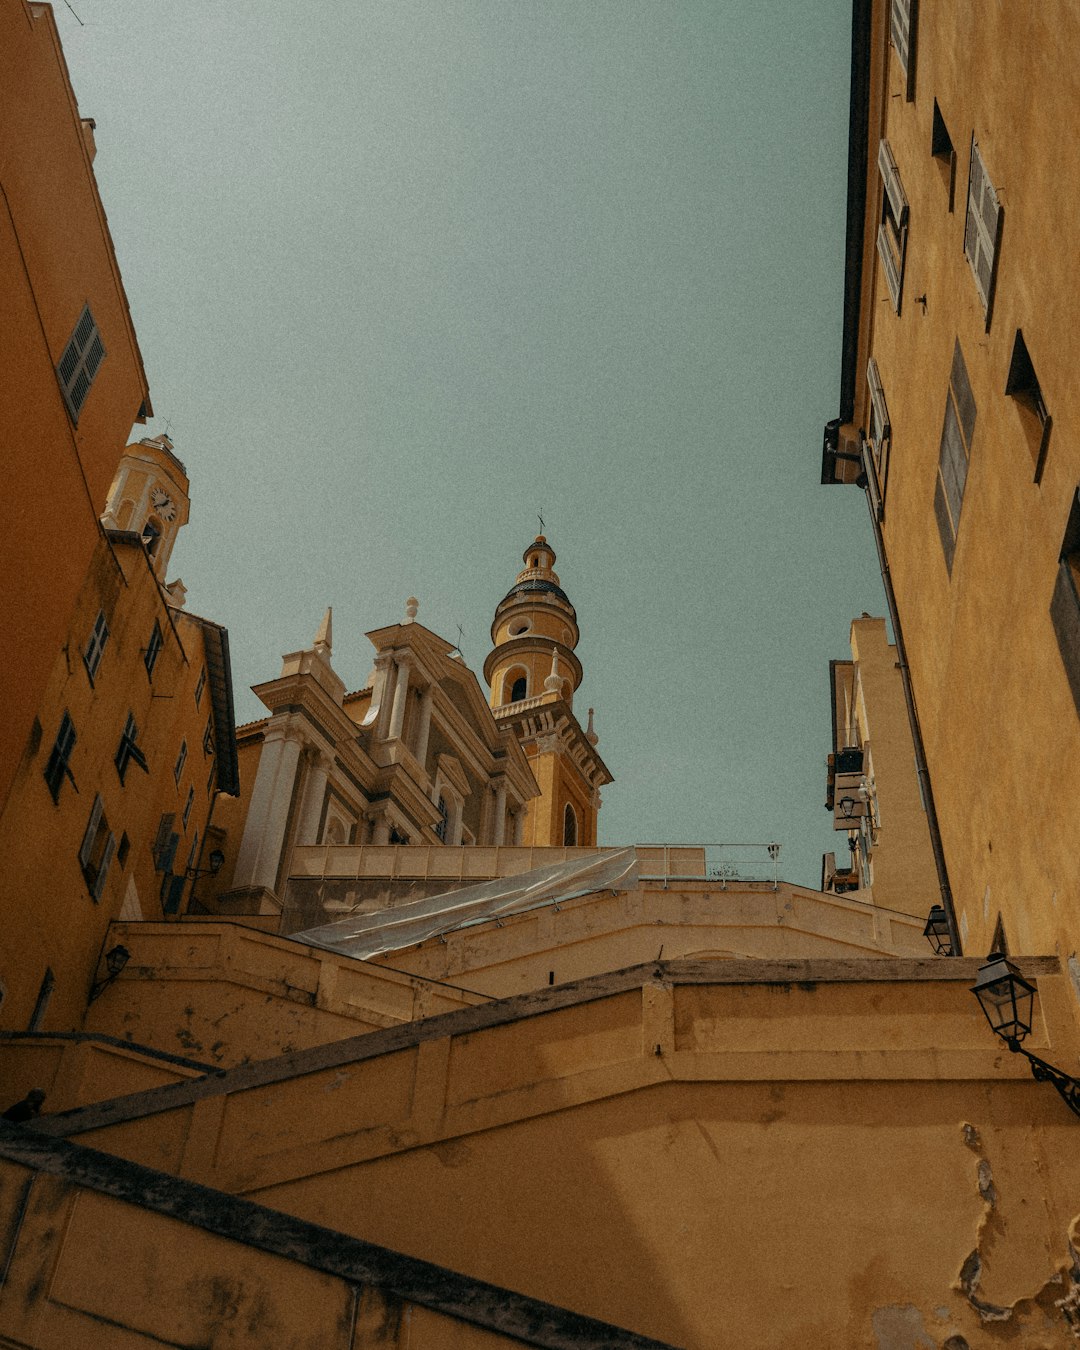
[860, 439, 962, 956]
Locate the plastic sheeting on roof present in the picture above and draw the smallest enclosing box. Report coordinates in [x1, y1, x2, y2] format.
[289, 847, 639, 961]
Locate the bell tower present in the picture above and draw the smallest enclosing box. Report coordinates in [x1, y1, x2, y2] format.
[484, 536, 612, 847]
[101, 434, 190, 579]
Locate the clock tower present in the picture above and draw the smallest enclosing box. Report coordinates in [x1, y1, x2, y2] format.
[484, 535, 612, 846]
[101, 434, 190, 578]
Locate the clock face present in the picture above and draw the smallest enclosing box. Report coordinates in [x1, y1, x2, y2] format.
[151, 487, 177, 521]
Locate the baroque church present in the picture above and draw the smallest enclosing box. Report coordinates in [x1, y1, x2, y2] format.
[3, 1, 1080, 1346]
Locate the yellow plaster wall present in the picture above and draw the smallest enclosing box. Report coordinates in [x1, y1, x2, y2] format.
[848, 1, 1080, 960]
[0, 0, 150, 814]
[0, 535, 221, 1030]
[51, 966, 1080, 1349]
[82, 921, 486, 1066]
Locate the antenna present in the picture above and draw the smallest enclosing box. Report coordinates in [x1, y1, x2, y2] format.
[537, 509, 545, 534]
[454, 623, 465, 659]
[63, 0, 84, 24]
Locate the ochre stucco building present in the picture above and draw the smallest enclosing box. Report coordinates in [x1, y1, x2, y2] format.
[3, 1, 1080, 1347]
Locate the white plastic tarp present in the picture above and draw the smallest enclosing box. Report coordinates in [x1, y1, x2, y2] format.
[290, 847, 639, 961]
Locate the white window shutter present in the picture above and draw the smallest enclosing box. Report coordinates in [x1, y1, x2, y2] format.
[877, 140, 908, 227]
[876, 224, 902, 310]
[890, 0, 911, 73]
[965, 142, 1002, 315]
[867, 358, 890, 442]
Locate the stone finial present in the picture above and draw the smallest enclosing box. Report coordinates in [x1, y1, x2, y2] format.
[544, 647, 562, 694]
[586, 707, 599, 745]
[314, 606, 333, 657]
[405, 597, 419, 624]
[165, 579, 187, 609]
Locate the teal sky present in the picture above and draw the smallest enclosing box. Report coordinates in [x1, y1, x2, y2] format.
[56, 1, 889, 891]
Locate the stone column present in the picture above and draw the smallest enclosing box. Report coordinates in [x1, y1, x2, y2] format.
[295, 748, 332, 846]
[373, 652, 395, 739]
[387, 656, 412, 741]
[232, 722, 303, 892]
[413, 683, 435, 768]
[512, 806, 525, 846]
[369, 808, 391, 846]
[492, 778, 507, 846]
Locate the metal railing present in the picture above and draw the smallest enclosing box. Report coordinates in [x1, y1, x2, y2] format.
[636, 843, 782, 890]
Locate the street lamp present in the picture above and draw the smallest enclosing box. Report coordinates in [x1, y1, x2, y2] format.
[186, 848, 225, 880]
[971, 955, 1080, 1119]
[89, 943, 131, 1002]
[922, 905, 953, 955]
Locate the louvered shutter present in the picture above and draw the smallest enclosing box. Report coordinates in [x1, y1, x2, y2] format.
[877, 225, 902, 310]
[79, 795, 104, 869]
[56, 305, 107, 423]
[92, 832, 116, 901]
[964, 143, 1003, 319]
[877, 140, 908, 228]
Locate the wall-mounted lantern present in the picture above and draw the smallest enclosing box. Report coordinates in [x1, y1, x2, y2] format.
[89, 943, 131, 1002]
[922, 905, 953, 955]
[971, 955, 1080, 1119]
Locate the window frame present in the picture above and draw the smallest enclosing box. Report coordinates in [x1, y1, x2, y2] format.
[866, 358, 892, 520]
[890, 0, 918, 101]
[194, 668, 206, 708]
[1005, 329, 1052, 483]
[174, 740, 188, 786]
[79, 793, 116, 902]
[931, 100, 957, 212]
[83, 610, 110, 685]
[933, 340, 977, 574]
[876, 139, 909, 314]
[964, 139, 1004, 330]
[44, 712, 77, 804]
[115, 713, 149, 785]
[1050, 488, 1080, 717]
[144, 620, 164, 680]
[57, 304, 106, 425]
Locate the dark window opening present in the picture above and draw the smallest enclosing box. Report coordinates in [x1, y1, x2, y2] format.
[510, 676, 527, 702]
[28, 967, 55, 1031]
[44, 712, 77, 803]
[115, 713, 149, 785]
[434, 795, 448, 842]
[1050, 487, 1080, 717]
[83, 609, 109, 685]
[79, 794, 116, 901]
[117, 832, 130, 869]
[1005, 329, 1052, 482]
[144, 620, 164, 679]
[563, 803, 578, 847]
[931, 100, 956, 211]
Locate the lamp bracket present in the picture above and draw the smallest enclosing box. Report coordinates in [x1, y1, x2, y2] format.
[1008, 1041, 1080, 1120]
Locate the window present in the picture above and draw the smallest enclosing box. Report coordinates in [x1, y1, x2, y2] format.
[434, 795, 448, 841]
[115, 713, 149, 785]
[182, 785, 195, 831]
[206, 760, 217, 798]
[510, 676, 527, 702]
[174, 740, 187, 785]
[152, 813, 179, 873]
[1006, 330, 1052, 482]
[117, 833, 130, 869]
[202, 718, 214, 757]
[964, 140, 1003, 327]
[933, 340, 976, 573]
[931, 100, 956, 211]
[44, 712, 77, 803]
[194, 668, 206, 708]
[83, 610, 109, 684]
[563, 802, 578, 846]
[890, 0, 917, 100]
[865, 358, 891, 520]
[79, 794, 116, 901]
[1050, 488, 1080, 717]
[141, 519, 161, 557]
[876, 139, 909, 313]
[57, 304, 106, 424]
[144, 620, 164, 679]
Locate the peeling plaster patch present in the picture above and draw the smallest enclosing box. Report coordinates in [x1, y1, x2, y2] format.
[960, 1123, 981, 1152]
[977, 1159, 997, 1209]
[870, 1303, 934, 1349]
[1068, 956, 1080, 1006]
[942, 1337, 971, 1350]
[957, 1250, 1012, 1322]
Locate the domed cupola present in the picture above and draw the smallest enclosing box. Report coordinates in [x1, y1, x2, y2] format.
[484, 536, 583, 710]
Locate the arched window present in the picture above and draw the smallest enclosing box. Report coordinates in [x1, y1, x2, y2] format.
[142, 518, 162, 556]
[563, 803, 577, 846]
[510, 676, 527, 702]
[115, 498, 136, 529]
